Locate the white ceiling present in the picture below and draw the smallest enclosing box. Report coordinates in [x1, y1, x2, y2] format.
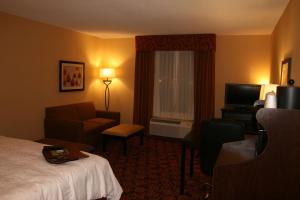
[0, 0, 289, 38]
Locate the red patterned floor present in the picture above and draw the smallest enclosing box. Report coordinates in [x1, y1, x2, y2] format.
[98, 136, 211, 200]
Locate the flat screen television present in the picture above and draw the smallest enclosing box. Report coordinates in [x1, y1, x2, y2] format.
[225, 83, 261, 108]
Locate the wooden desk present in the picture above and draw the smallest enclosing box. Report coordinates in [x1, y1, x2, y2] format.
[180, 130, 199, 194]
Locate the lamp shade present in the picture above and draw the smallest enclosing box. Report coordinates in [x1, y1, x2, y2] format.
[100, 68, 115, 79]
[259, 84, 279, 100]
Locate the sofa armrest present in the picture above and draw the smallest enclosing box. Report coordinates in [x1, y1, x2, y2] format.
[96, 110, 120, 124]
[44, 119, 84, 142]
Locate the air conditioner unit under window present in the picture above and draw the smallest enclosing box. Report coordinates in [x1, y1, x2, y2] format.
[149, 118, 193, 139]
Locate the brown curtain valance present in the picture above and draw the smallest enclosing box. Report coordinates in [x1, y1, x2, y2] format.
[136, 34, 216, 51]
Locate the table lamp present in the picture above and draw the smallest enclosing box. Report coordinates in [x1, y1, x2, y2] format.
[259, 84, 279, 100]
[100, 67, 115, 111]
[258, 84, 279, 108]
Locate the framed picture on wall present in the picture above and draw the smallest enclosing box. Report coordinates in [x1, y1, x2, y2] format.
[280, 57, 292, 86]
[59, 60, 85, 92]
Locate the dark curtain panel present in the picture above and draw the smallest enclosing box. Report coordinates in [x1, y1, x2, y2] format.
[194, 50, 215, 129]
[133, 34, 216, 132]
[133, 51, 155, 130]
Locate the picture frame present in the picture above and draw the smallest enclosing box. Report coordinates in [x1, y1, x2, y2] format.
[280, 57, 292, 86]
[59, 60, 85, 92]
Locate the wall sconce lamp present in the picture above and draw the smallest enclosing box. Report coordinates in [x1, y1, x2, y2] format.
[100, 67, 116, 111]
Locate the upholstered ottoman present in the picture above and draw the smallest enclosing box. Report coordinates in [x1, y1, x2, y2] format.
[102, 124, 144, 155]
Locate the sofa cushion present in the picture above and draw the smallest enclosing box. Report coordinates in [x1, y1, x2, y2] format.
[85, 118, 115, 125]
[76, 102, 96, 120]
[45, 105, 80, 120]
[83, 118, 116, 135]
[83, 122, 103, 135]
[102, 124, 144, 137]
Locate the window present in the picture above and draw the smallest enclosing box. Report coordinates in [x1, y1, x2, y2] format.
[153, 51, 194, 120]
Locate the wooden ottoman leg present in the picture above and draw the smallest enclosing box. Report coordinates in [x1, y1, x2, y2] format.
[102, 135, 106, 152]
[140, 130, 144, 145]
[190, 147, 195, 177]
[123, 139, 127, 156]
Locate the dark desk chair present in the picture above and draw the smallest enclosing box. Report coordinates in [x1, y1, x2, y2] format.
[180, 119, 245, 194]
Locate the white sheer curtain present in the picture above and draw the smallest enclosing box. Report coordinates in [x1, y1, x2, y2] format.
[153, 51, 194, 120]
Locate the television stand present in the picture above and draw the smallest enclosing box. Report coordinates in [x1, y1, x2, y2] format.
[221, 106, 258, 133]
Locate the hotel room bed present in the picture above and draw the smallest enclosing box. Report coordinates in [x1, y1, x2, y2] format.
[0, 136, 122, 200]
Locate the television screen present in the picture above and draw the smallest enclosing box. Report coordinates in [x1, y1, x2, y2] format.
[225, 83, 261, 108]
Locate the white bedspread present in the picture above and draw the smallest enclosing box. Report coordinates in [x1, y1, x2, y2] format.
[0, 136, 122, 200]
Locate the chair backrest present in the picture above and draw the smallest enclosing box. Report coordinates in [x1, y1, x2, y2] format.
[199, 119, 245, 175]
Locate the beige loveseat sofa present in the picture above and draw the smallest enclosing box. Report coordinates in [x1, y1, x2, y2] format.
[44, 102, 120, 147]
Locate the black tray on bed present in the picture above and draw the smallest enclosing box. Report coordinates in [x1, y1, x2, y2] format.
[42, 145, 88, 164]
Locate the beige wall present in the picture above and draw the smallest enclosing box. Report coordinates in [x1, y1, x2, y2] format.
[215, 35, 271, 116]
[101, 38, 136, 123]
[0, 12, 104, 140]
[0, 12, 272, 140]
[272, 0, 300, 85]
[102, 35, 271, 118]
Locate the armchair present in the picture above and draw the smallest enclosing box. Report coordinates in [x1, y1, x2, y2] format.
[180, 119, 245, 194]
[212, 108, 300, 200]
[199, 119, 245, 176]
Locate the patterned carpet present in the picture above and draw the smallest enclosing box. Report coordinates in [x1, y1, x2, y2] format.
[98, 136, 211, 200]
